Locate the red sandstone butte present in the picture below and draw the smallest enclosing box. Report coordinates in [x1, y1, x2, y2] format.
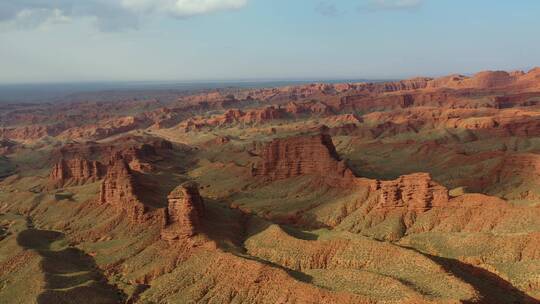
[162, 181, 205, 241]
[377, 173, 449, 211]
[252, 134, 355, 186]
[99, 156, 146, 222]
[49, 157, 106, 188]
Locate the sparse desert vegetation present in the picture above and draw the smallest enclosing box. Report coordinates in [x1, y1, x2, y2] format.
[0, 69, 539, 303]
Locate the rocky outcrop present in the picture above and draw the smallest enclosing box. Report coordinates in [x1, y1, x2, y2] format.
[180, 107, 287, 131]
[241, 106, 284, 123]
[252, 134, 355, 186]
[115, 144, 157, 173]
[322, 114, 363, 126]
[59, 116, 147, 141]
[377, 173, 449, 211]
[456, 71, 515, 89]
[109, 139, 172, 173]
[180, 101, 337, 132]
[50, 157, 106, 188]
[427, 69, 540, 90]
[99, 157, 146, 222]
[162, 182, 205, 241]
[0, 124, 64, 141]
[373, 77, 432, 93]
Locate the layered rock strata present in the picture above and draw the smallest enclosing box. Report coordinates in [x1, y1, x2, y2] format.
[49, 157, 106, 188]
[377, 173, 449, 211]
[252, 134, 354, 186]
[99, 157, 146, 222]
[162, 181, 205, 241]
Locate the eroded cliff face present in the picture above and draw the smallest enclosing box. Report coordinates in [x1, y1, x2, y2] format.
[373, 77, 432, 93]
[180, 107, 287, 131]
[377, 173, 449, 211]
[0, 124, 64, 141]
[58, 116, 147, 141]
[252, 134, 355, 186]
[162, 181, 205, 241]
[99, 156, 147, 222]
[49, 157, 106, 188]
[360, 107, 540, 139]
[113, 143, 159, 173]
[179, 102, 338, 131]
[249, 134, 453, 238]
[329, 172, 532, 241]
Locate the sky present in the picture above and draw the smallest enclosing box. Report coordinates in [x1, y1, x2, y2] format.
[0, 0, 539, 84]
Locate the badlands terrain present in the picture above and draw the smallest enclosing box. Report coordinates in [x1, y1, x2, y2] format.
[0, 68, 540, 303]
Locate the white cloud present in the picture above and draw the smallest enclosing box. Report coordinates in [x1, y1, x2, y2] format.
[0, 0, 248, 31]
[10, 8, 72, 29]
[121, 0, 247, 17]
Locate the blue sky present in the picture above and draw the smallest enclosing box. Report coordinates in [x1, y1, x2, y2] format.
[0, 0, 539, 84]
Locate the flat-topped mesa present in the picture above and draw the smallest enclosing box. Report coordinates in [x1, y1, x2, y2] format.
[252, 134, 355, 186]
[49, 157, 106, 188]
[180, 107, 287, 132]
[377, 173, 449, 212]
[162, 182, 205, 241]
[58, 115, 145, 141]
[373, 77, 432, 93]
[427, 70, 523, 90]
[110, 139, 172, 173]
[99, 157, 146, 222]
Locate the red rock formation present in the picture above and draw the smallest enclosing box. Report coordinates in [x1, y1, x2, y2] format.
[115, 144, 157, 172]
[377, 173, 449, 211]
[323, 114, 363, 126]
[493, 92, 540, 109]
[463, 71, 515, 89]
[49, 157, 106, 188]
[373, 77, 432, 93]
[180, 106, 287, 131]
[240, 106, 284, 123]
[284, 102, 303, 115]
[108, 139, 172, 172]
[162, 182, 205, 240]
[59, 116, 147, 141]
[252, 134, 355, 186]
[359, 105, 540, 139]
[99, 157, 146, 222]
[427, 69, 540, 90]
[143, 107, 185, 129]
[0, 124, 64, 141]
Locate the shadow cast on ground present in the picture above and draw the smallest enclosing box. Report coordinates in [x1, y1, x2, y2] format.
[17, 229, 126, 304]
[401, 245, 540, 304]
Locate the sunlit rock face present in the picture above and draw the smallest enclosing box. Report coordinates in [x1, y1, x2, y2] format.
[252, 134, 355, 186]
[162, 181, 205, 241]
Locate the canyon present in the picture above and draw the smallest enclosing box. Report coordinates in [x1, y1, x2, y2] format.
[0, 68, 539, 303]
